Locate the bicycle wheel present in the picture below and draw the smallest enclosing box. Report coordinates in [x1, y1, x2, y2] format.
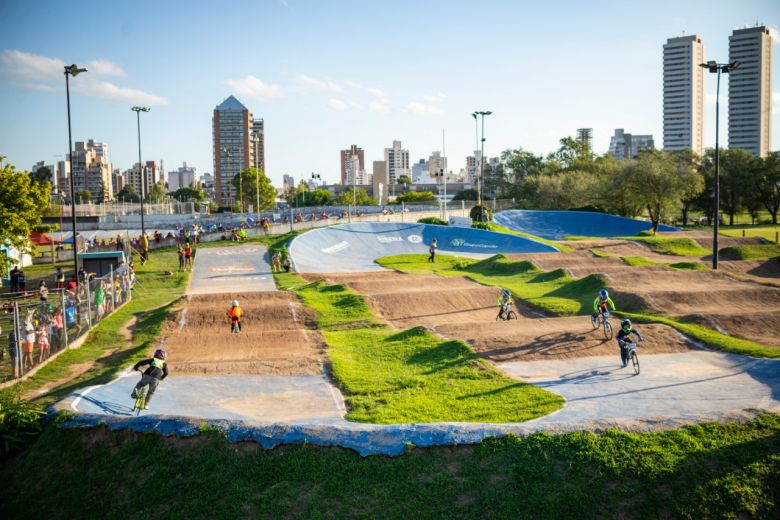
[590, 314, 599, 330]
[507, 310, 518, 320]
[604, 320, 613, 340]
[134, 386, 147, 416]
[631, 351, 640, 375]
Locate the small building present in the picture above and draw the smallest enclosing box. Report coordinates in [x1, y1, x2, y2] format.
[77, 251, 126, 278]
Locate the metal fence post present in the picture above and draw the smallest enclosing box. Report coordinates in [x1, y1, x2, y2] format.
[110, 266, 116, 311]
[61, 289, 69, 350]
[12, 301, 22, 378]
[85, 277, 93, 329]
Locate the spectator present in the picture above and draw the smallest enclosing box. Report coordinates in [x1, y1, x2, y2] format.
[10, 266, 20, 293]
[39, 280, 49, 304]
[272, 251, 282, 273]
[54, 267, 65, 290]
[22, 321, 35, 371]
[140, 233, 149, 264]
[177, 245, 185, 272]
[283, 256, 291, 273]
[428, 239, 438, 263]
[51, 307, 64, 352]
[36, 323, 49, 364]
[94, 282, 106, 322]
[184, 242, 193, 270]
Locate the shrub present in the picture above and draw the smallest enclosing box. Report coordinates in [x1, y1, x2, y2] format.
[417, 217, 447, 226]
[471, 221, 491, 230]
[470, 205, 491, 221]
[396, 191, 436, 203]
[0, 392, 45, 461]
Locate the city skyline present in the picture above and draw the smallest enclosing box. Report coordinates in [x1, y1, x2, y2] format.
[1, 0, 779, 187]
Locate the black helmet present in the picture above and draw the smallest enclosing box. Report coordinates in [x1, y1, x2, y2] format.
[621, 319, 632, 331]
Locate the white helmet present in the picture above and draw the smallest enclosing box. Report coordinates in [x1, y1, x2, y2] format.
[231, 300, 239, 307]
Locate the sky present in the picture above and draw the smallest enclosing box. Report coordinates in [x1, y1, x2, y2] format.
[0, 0, 779, 187]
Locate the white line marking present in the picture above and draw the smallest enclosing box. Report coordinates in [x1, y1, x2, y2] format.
[70, 369, 134, 411]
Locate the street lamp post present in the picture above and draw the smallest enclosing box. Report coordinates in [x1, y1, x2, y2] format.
[64, 64, 87, 286]
[472, 111, 492, 221]
[252, 134, 260, 223]
[700, 60, 740, 270]
[131, 106, 150, 238]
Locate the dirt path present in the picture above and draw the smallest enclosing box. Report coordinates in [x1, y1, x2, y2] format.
[313, 272, 694, 362]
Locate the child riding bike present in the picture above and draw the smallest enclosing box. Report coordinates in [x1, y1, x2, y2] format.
[616, 319, 642, 367]
[497, 289, 513, 320]
[130, 348, 168, 409]
[227, 299, 243, 333]
[593, 289, 616, 319]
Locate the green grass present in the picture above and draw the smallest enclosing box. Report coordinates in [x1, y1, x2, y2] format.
[286, 274, 563, 423]
[620, 311, 780, 358]
[480, 222, 573, 252]
[625, 236, 710, 256]
[564, 235, 603, 241]
[619, 255, 708, 271]
[379, 253, 604, 316]
[720, 244, 780, 261]
[589, 248, 614, 259]
[3, 247, 190, 406]
[1, 414, 778, 518]
[720, 224, 780, 242]
[621, 255, 661, 267]
[668, 261, 708, 271]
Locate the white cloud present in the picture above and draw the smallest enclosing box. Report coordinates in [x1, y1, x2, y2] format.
[327, 98, 348, 110]
[1, 49, 63, 81]
[369, 98, 391, 113]
[76, 80, 168, 106]
[423, 92, 446, 103]
[366, 87, 385, 97]
[295, 73, 343, 92]
[773, 91, 780, 113]
[22, 82, 59, 92]
[87, 59, 125, 77]
[404, 101, 442, 115]
[227, 75, 283, 99]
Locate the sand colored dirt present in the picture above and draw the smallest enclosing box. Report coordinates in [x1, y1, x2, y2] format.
[163, 292, 325, 376]
[312, 271, 695, 362]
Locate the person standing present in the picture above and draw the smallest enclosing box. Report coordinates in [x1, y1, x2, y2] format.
[140, 233, 149, 265]
[51, 307, 64, 352]
[428, 239, 438, 263]
[177, 245, 185, 272]
[183, 242, 193, 271]
[22, 321, 35, 371]
[272, 251, 282, 273]
[9, 266, 20, 293]
[36, 324, 50, 364]
[39, 280, 49, 304]
[54, 267, 65, 290]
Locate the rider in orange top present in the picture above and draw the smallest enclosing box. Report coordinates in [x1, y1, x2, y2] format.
[227, 299, 243, 332]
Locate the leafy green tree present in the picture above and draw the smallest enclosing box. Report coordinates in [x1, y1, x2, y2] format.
[546, 137, 596, 173]
[668, 149, 704, 226]
[397, 175, 412, 185]
[529, 171, 597, 210]
[286, 188, 331, 207]
[146, 181, 166, 203]
[755, 151, 780, 224]
[396, 191, 436, 203]
[716, 148, 758, 225]
[0, 158, 51, 275]
[231, 168, 277, 210]
[75, 189, 92, 203]
[624, 150, 703, 232]
[170, 186, 207, 202]
[334, 188, 377, 206]
[116, 184, 141, 203]
[30, 166, 52, 185]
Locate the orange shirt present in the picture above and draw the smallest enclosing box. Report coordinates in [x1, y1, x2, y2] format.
[227, 306, 243, 319]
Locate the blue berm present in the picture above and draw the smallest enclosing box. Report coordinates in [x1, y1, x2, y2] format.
[493, 210, 678, 240]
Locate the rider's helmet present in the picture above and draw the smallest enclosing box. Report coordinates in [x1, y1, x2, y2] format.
[231, 299, 239, 307]
[600, 289, 609, 299]
[621, 319, 632, 332]
[502, 289, 510, 298]
[153, 348, 167, 360]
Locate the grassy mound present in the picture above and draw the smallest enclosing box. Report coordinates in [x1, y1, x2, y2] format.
[627, 236, 709, 256]
[480, 222, 572, 252]
[668, 261, 708, 271]
[290, 277, 563, 423]
[622, 256, 661, 267]
[590, 249, 614, 258]
[2, 415, 778, 518]
[719, 244, 780, 261]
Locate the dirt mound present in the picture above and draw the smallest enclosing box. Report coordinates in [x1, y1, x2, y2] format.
[164, 292, 325, 376]
[325, 272, 694, 362]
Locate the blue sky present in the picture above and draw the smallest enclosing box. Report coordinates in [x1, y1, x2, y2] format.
[1, 0, 778, 186]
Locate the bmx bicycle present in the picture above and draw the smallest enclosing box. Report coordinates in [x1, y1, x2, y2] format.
[131, 378, 148, 416]
[496, 304, 518, 321]
[620, 340, 641, 375]
[230, 319, 241, 334]
[591, 311, 613, 340]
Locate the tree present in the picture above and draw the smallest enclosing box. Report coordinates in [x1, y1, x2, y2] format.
[668, 149, 704, 226]
[397, 175, 411, 185]
[755, 151, 780, 224]
[170, 186, 207, 202]
[545, 137, 596, 173]
[286, 187, 331, 207]
[117, 184, 141, 203]
[624, 149, 703, 233]
[30, 166, 52, 185]
[334, 188, 377, 206]
[97, 179, 108, 203]
[717, 148, 757, 225]
[146, 181, 166, 203]
[75, 189, 92, 203]
[452, 189, 479, 201]
[396, 191, 436, 203]
[231, 168, 277, 210]
[0, 157, 51, 275]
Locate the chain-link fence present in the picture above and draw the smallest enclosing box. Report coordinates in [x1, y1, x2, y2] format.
[0, 267, 133, 384]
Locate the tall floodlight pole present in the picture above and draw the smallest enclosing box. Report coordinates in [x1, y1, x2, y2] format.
[472, 113, 480, 214]
[223, 147, 233, 219]
[64, 64, 87, 286]
[700, 60, 740, 270]
[131, 106, 150, 237]
[442, 128, 447, 221]
[473, 110, 492, 221]
[252, 133, 260, 223]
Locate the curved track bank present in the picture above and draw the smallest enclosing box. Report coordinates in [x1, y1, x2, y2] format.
[494, 210, 678, 240]
[288, 222, 557, 273]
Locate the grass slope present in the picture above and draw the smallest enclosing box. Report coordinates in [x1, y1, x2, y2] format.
[720, 244, 780, 261]
[481, 222, 573, 252]
[621, 256, 708, 271]
[286, 274, 562, 423]
[625, 236, 709, 256]
[1, 414, 777, 518]
[720, 224, 780, 242]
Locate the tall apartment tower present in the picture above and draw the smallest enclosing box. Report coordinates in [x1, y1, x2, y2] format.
[340, 145, 364, 184]
[576, 128, 594, 151]
[212, 95, 264, 206]
[728, 26, 773, 157]
[384, 140, 410, 190]
[251, 119, 265, 172]
[663, 35, 705, 155]
[66, 139, 113, 202]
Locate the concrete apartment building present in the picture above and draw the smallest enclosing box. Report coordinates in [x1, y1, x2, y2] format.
[212, 95, 264, 206]
[384, 140, 410, 193]
[576, 128, 594, 151]
[251, 119, 265, 171]
[167, 162, 197, 191]
[340, 145, 365, 185]
[465, 150, 481, 184]
[412, 158, 429, 184]
[728, 26, 773, 157]
[61, 139, 113, 202]
[124, 161, 158, 198]
[608, 129, 655, 160]
[428, 151, 447, 184]
[282, 174, 295, 194]
[663, 35, 705, 156]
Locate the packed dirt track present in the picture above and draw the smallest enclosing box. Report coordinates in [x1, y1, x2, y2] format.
[163, 292, 325, 376]
[311, 271, 696, 362]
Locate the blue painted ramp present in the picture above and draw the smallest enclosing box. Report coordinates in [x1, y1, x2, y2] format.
[494, 210, 679, 240]
[289, 222, 557, 273]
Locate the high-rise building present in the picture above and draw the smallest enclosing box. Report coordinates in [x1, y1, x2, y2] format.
[168, 162, 197, 191]
[608, 129, 655, 160]
[345, 154, 368, 185]
[576, 128, 594, 151]
[384, 140, 410, 191]
[728, 26, 773, 157]
[112, 168, 125, 195]
[411, 158, 429, 183]
[428, 151, 448, 184]
[372, 160, 388, 205]
[251, 119, 265, 171]
[465, 150, 481, 184]
[663, 35, 705, 155]
[282, 174, 295, 193]
[212, 95, 264, 205]
[65, 139, 113, 202]
[340, 145, 364, 185]
[124, 161, 157, 199]
[55, 160, 70, 195]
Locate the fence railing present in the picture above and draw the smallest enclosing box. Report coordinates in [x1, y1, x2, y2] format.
[0, 267, 133, 384]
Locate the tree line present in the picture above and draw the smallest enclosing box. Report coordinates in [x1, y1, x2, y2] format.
[481, 138, 780, 226]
